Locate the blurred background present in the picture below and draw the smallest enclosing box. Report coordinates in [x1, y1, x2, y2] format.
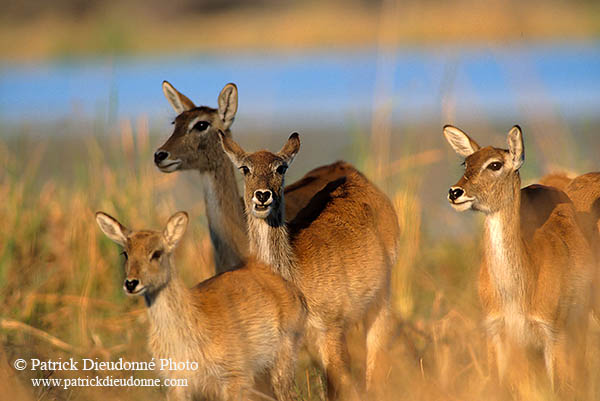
[1, 0, 599, 399]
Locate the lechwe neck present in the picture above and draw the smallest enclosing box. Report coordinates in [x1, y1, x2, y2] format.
[246, 204, 296, 282]
[144, 272, 207, 359]
[200, 152, 248, 272]
[483, 176, 529, 310]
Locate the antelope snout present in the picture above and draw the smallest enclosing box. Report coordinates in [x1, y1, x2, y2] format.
[154, 150, 169, 165]
[448, 187, 464, 202]
[124, 278, 142, 294]
[254, 190, 273, 205]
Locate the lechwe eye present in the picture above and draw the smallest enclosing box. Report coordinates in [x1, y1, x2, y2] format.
[192, 121, 210, 132]
[276, 164, 288, 175]
[487, 161, 503, 171]
[151, 250, 162, 261]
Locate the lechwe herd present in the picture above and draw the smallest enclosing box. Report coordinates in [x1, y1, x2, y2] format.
[93, 81, 599, 400]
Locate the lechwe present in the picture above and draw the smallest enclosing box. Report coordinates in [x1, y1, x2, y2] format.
[219, 132, 399, 400]
[154, 81, 351, 274]
[95, 211, 305, 401]
[444, 125, 593, 395]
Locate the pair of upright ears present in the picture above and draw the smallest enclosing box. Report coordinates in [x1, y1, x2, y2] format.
[443, 125, 524, 170]
[218, 131, 301, 170]
[95, 211, 189, 253]
[162, 81, 238, 130]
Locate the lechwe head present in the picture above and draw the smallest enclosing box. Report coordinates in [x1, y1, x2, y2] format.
[95, 211, 188, 298]
[154, 81, 238, 173]
[444, 124, 524, 213]
[220, 131, 300, 221]
[443, 125, 593, 396]
[95, 211, 305, 401]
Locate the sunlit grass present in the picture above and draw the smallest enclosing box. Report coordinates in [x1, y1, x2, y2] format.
[0, 116, 599, 400]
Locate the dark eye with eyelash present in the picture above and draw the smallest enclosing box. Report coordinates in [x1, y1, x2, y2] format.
[121, 251, 128, 260]
[276, 165, 288, 174]
[151, 250, 162, 261]
[193, 121, 210, 132]
[488, 161, 503, 171]
[239, 166, 250, 175]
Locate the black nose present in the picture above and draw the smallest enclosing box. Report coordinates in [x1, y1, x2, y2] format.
[255, 190, 272, 204]
[448, 187, 464, 201]
[154, 150, 169, 164]
[124, 279, 139, 292]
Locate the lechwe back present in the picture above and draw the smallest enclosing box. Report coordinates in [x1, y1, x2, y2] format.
[154, 81, 351, 274]
[95, 211, 305, 401]
[219, 132, 399, 401]
[565, 173, 600, 316]
[444, 125, 593, 395]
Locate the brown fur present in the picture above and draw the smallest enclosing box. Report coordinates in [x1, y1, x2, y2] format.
[444, 125, 593, 397]
[220, 133, 400, 401]
[565, 172, 600, 317]
[155, 82, 349, 274]
[95, 212, 305, 401]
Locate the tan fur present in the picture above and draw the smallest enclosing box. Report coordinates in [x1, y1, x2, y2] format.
[220, 133, 400, 401]
[154, 82, 349, 274]
[444, 125, 593, 396]
[564, 172, 600, 317]
[538, 172, 574, 192]
[95, 212, 305, 401]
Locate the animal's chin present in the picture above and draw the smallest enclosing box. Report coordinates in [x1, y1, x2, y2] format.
[252, 204, 272, 219]
[124, 286, 147, 296]
[449, 199, 474, 212]
[157, 160, 183, 173]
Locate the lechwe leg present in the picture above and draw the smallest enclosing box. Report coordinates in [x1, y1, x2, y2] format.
[269, 336, 300, 401]
[316, 327, 361, 401]
[364, 288, 393, 397]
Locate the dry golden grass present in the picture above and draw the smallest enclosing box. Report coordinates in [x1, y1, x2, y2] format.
[0, 117, 599, 400]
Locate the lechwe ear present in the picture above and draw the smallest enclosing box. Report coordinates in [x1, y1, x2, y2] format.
[218, 83, 238, 130]
[162, 80, 196, 114]
[443, 125, 481, 158]
[217, 130, 247, 168]
[277, 132, 301, 165]
[163, 211, 189, 252]
[507, 125, 524, 171]
[96, 212, 130, 247]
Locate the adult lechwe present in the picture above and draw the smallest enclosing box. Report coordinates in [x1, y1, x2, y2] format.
[444, 125, 593, 396]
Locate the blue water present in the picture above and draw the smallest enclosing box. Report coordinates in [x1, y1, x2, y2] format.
[1, 42, 599, 131]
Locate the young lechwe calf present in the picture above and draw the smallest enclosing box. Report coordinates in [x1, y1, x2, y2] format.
[444, 125, 593, 395]
[219, 132, 399, 401]
[154, 81, 351, 274]
[95, 211, 305, 401]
